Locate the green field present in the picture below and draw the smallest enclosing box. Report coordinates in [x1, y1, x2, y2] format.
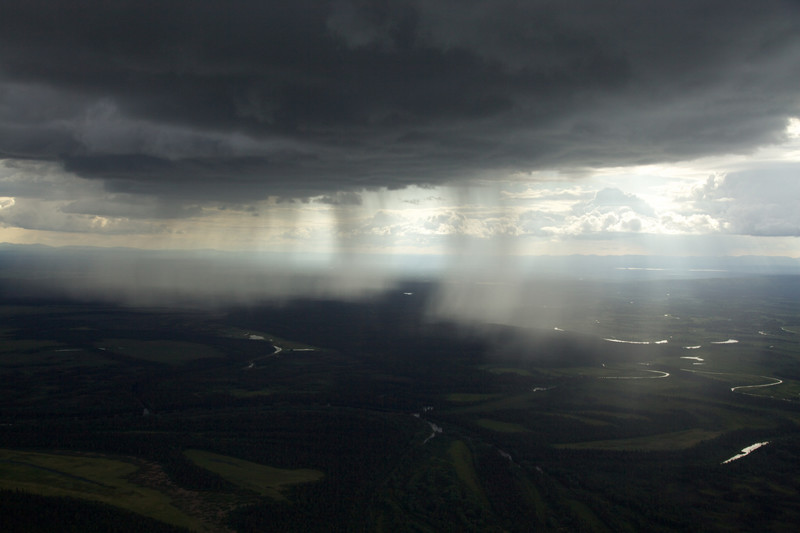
[555, 428, 723, 451]
[475, 418, 531, 433]
[184, 449, 323, 500]
[447, 440, 484, 498]
[0, 449, 204, 531]
[445, 392, 503, 403]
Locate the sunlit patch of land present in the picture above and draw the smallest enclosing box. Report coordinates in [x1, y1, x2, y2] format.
[475, 419, 531, 433]
[183, 449, 323, 501]
[543, 412, 613, 427]
[447, 441, 484, 498]
[555, 429, 723, 451]
[0, 449, 204, 531]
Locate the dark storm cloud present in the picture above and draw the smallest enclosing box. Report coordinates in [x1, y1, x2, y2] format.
[1, 0, 799, 205]
[315, 191, 363, 206]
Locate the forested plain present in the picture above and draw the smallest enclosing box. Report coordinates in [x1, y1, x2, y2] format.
[2, 273, 800, 532]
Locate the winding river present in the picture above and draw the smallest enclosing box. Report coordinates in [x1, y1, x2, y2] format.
[681, 369, 783, 394]
[730, 376, 783, 392]
[599, 369, 670, 379]
[721, 441, 770, 464]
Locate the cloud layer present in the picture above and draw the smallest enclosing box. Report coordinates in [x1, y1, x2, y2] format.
[2, 0, 799, 206]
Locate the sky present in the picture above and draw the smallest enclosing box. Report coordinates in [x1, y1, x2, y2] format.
[2, 0, 800, 269]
